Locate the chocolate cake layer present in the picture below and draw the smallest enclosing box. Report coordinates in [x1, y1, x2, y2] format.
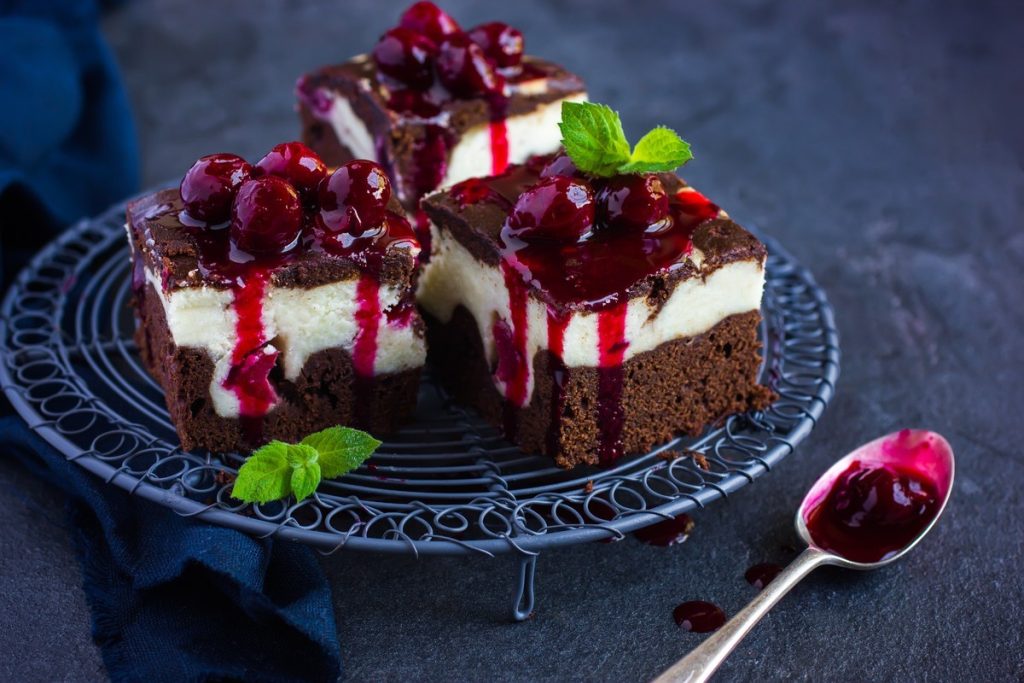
[426, 307, 774, 469]
[135, 275, 419, 452]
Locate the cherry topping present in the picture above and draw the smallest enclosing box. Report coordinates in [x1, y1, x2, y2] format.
[507, 176, 595, 242]
[387, 89, 444, 118]
[467, 22, 524, 69]
[180, 153, 253, 224]
[318, 160, 392, 233]
[372, 27, 438, 90]
[254, 142, 327, 200]
[398, 1, 461, 44]
[539, 153, 579, 179]
[596, 174, 670, 231]
[230, 176, 303, 255]
[436, 33, 505, 97]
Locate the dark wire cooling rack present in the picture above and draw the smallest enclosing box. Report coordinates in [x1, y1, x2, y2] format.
[1, 199, 839, 620]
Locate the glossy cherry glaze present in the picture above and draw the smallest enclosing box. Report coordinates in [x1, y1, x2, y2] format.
[436, 33, 505, 97]
[506, 175, 595, 242]
[633, 513, 694, 547]
[596, 174, 670, 231]
[369, 3, 522, 238]
[398, 1, 461, 44]
[538, 153, 580, 179]
[673, 601, 726, 633]
[801, 430, 947, 563]
[449, 158, 721, 462]
[160, 154, 418, 443]
[372, 27, 438, 90]
[180, 153, 253, 224]
[255, 141, 327, 201]
[468, 22, 524, 69]
[319, 160, 392, 233]
[230, 176, 304, 255]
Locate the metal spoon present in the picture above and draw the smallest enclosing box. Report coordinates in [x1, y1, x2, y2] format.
[653, 429, 955, 683]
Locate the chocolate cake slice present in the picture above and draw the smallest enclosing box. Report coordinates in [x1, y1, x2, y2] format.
[296, 2, 586, 224]
[418, 153, 774, 468]
[128, 145, 425, 452]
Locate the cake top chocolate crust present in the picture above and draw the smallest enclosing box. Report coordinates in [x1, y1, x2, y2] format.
[421, 154, 767, 311]
[295, 2, 587, 207]
[131, 145, 420, 293]
[298, 56, 585, 139]
[128, 190, 418, 292]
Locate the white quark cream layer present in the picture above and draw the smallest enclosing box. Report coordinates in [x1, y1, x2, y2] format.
[416, 226, 765, 404]
[319, 88, 586, 193]
[146, 268, 425, 418]
[438, 93, 586, 189]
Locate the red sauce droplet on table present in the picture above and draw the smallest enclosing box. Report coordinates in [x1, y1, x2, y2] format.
[673, 601, 726, 633]
[803, 439, 942, 563]
[744, 562, 783, 590]
[634, 513, 694, 547]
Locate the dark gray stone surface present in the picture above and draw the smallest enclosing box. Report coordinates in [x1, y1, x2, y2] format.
[2, 0, 1022, 680]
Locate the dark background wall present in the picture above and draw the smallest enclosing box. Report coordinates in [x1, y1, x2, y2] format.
[2, 1, 1021, 680]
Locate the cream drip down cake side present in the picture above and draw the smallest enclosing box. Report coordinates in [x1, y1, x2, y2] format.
[128, 144, 425, 452]
[296, 2, 587, 230]
[417, 104, 774, 468]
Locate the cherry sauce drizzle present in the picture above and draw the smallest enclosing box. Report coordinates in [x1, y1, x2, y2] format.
[147, 197, 414, 441]
[353, 274, 382, 426]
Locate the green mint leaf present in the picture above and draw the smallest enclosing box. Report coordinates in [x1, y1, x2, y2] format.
[558, 101, 631, 176]
[285, 442, 319, 468]
[617, 126, 693, 174]
[301, 426, 381, 479]
[231, 441, 292, 503]
[288, 444, 322, 501]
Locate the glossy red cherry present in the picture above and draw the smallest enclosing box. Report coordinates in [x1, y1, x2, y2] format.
[318, 160, 392, 233]
[596, 174, 669, 231]
[254, 142, 327, 200]
[468, 22, 524, 69]
[387, 89, 444, 118]
[507, 176, 595, 241]
[436, 33, 505, 97]
[372, 27, 438, 90]
[539, 153, 579, 179]
[180, 153, 252, 224]
[398, 1, 461, 44]
[230, 176, 303, 255]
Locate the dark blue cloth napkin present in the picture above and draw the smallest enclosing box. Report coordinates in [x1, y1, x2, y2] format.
[1, 2, 343, 681]
[4, 420, 342, 682]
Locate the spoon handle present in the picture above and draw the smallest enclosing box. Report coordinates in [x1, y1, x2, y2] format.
[652, 547, 832, 683]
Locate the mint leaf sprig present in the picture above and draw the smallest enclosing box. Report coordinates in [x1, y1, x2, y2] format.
[230, 426, 381, 504]
[558, 101, 693, 177]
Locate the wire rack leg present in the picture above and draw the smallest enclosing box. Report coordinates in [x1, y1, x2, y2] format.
[511, 554, 537, 621]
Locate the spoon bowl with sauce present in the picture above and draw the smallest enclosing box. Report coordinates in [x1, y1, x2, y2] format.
[654, 429, 954, 683]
